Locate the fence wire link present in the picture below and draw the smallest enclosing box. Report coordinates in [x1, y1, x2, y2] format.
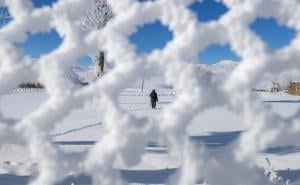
[1, 0, 300, 185]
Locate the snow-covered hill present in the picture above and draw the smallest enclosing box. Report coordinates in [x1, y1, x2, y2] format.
[73, 60, 300, 92]
[210, 60, 239, 74]
[196, 60, 300, 91]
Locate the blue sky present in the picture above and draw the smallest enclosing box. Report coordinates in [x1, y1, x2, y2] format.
[5, 0, 296, 66]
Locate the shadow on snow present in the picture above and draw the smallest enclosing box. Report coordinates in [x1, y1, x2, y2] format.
[190, 131, 242, 149]
[3, 131, 300, 184]
[263, 146, 300, 155]
[0, 170, 177, 185]
[277, 169, 300, 183]
[264, 100, 300, 103]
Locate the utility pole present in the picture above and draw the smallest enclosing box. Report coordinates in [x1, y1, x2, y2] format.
[141, 79, 144, 92]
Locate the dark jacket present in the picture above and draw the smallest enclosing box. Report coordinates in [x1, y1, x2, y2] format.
[149, 90, 158, 102]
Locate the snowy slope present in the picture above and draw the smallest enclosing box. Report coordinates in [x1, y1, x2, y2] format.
[210, 60, 238, 74]
[196, 60, 238, 82]
[2, 67, 300, 184]
[1, 92, 300, 185]
[196, 60, 300, 91]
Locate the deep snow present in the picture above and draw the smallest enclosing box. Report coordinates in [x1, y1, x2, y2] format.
[1, 86, 300, 184]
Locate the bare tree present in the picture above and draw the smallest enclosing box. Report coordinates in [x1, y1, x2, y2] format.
[81, 0, 113, 78]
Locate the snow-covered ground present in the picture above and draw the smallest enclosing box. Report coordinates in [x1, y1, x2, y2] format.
[3, 0, 300, 184]
[0, 63, 300, 185]
[1, 83, 300, 185]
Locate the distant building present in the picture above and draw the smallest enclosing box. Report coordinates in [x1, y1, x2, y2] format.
[288, 81, 300, 96]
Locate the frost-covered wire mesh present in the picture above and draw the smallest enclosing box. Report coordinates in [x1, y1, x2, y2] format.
[1, 0, 300, 185]
[81, 0, 113, 31]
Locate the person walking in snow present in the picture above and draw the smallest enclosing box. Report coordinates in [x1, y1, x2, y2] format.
[149, 89, 158, 109]
[98, 51, 105, 77]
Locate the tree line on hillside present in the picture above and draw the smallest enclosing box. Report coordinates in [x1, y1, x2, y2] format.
[18, 82, 44, 89]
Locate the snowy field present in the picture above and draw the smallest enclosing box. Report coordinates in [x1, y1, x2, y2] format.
[1, 86, 300, 185]
[2, 0, 300, 185]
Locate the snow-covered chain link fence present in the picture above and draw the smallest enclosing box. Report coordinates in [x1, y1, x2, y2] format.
[1, 0, 300, 184]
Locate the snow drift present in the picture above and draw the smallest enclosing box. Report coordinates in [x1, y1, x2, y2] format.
[1, 0, 300, 185]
